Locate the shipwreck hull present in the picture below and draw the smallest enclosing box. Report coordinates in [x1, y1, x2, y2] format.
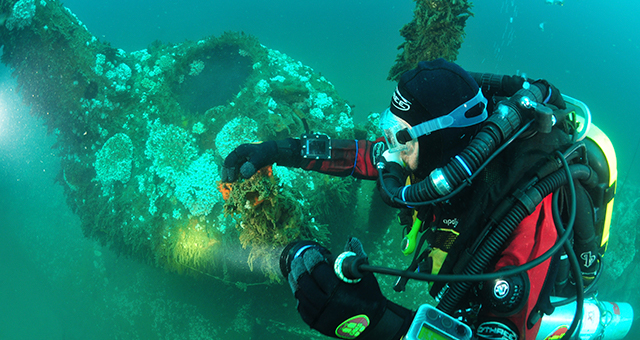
[0, 0, 362, 282]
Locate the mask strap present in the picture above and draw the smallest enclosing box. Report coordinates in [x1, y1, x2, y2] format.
[406, 89, 488, 140]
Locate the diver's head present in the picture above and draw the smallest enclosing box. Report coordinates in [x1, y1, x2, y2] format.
[380, 59, 488, 177]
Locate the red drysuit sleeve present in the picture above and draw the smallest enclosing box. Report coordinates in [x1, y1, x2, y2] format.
[299, 138, 385, 180]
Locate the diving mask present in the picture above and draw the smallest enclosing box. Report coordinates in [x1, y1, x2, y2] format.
[380, 107, 412, 153]
[380, 89, 489, 152]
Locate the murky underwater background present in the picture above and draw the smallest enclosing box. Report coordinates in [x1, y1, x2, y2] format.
[1, 0, 640, 339]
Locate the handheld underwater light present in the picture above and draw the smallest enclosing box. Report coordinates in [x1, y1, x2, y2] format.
[279, 241, 365, 282]
[278, 241, 473, 340]
[278, 239, 633, 340]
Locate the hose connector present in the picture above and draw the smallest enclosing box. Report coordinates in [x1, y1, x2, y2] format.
[430, 168, 453, 196]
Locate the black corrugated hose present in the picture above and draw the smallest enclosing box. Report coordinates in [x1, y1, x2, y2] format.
[436, 163, 592, 315]
[381, 83, 546, 207]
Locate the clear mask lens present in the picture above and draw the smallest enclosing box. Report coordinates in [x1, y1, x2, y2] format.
[379, 108, 410, 153]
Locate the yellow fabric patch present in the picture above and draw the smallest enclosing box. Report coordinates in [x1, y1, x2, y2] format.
[429, 248, 448, 275]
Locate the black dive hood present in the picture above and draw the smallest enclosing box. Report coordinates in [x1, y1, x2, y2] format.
[378, 82, 554, 207]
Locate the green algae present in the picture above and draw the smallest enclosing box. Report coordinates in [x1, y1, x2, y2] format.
[220, 166, 329, 282]
[388, 0, 474, 81]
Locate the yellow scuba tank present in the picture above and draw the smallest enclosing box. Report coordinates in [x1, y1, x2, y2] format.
[564, 95, 617, 252]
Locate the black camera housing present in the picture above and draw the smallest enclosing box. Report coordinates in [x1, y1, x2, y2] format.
[301, 134, 331, 160]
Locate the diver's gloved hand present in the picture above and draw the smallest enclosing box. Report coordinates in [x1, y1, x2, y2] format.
[220, 138, 300, 182]
[288, 238, 413, 340]
[534, 79, 566, 109]
[221, 142, 277, 182]
[376, 155, 410, 209]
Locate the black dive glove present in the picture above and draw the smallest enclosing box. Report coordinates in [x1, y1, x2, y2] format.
[533, 79, 566, 109]
[288, 238, 414, 340]
[470, 72, 566, 110]
[377, 153, 411, 209]
[220, 138, 301, 182]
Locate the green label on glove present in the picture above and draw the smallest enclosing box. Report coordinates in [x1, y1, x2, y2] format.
[335, 314, 370, 339]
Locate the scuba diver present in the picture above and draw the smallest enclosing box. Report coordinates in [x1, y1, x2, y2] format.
[221, 59, 628, 339]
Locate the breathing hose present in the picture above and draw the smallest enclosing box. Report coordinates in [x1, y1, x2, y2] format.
[552, 151, 583, 340]
[379, 83, 548, 207]
[280, 159, 591, 340]
[436, 162, 595, 314]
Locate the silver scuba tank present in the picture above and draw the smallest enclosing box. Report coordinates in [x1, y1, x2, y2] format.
[536, 297, 633, 340]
